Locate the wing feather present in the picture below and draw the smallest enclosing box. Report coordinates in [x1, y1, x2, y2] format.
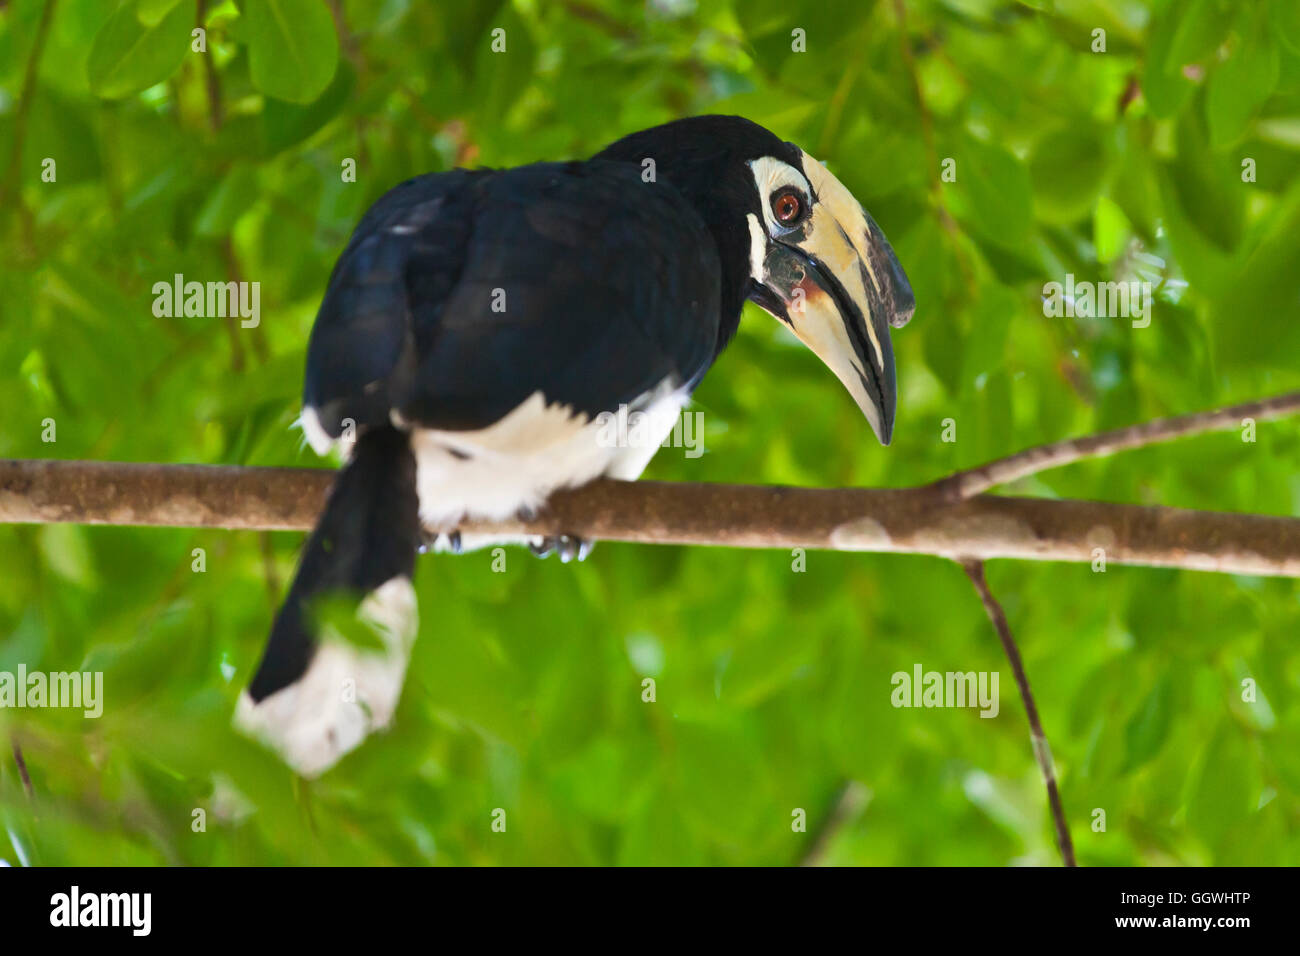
[304, 161, 721, 437]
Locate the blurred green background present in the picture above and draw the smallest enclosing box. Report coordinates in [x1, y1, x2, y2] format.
[2, 0, 1299, 866]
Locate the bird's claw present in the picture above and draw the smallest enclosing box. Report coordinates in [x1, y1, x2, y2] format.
[419, 529, 463, 554]
[529, 534, 594, 562]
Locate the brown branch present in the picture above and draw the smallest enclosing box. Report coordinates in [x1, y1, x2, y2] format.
[961, 560, 1076, 867]
[2, 459, 1300, 576]
[929, 390, 1300, 501]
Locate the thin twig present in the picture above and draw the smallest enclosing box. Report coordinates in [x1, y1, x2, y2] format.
[198, 0, 223, 132]
[930, 390, 1300, 501]
[960, 559, 1076, 867]
[218, 237, 267, 364]
[560, 0, 638, 42]
[326, 0, 361, 65]
[12, 739, 34, 801]
[0, 0, 57, 243]
[1117, 74, 1141, 116]
[799, 779, 870, 866]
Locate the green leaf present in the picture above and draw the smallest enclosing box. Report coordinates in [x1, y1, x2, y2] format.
[1210, 186, 1300, 368]
[1092, 195, 1133, 262]
[37, 524, 99, 588]
[262, 61, 355, 155]
[308, 592, 386, 652]
[244, 0, 339, 104]
[137, 0, 185, 27]
[956, 136, 1034, 248]
[922, 301, 965, 396]
[1143, 3, 1198, 118]
[959, 285, 1016, 387]
[22, 91, 103, 185]
[1156, 112, 1247, 296]
[87, 0, 194, 99]
[1163, 0, 1234, 71]
[671, 719, 773, 842]
[1274, 0, 1300, 56]
[471, 3, 535, 121]
[1186, 723, 1257, 849]
[1207, 33, 1279, 148]
[1122, 675, 1173, 771]
[194, 164, 259, 237]
[1030, 125, 1111, 225]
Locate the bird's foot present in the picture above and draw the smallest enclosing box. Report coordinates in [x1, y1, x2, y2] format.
[528, 534, 594, 563]
[418, 528, 463, 554]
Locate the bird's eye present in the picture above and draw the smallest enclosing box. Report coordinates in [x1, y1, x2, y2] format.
[771, 189, 804, 225]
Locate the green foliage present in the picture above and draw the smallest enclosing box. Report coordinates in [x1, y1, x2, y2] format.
[87, 0, 193, 99]
[244, 0, 339, 104]
[1, 0, 1298, 866]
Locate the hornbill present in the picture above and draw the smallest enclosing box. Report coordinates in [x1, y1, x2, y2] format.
[236, 115, 916, 775]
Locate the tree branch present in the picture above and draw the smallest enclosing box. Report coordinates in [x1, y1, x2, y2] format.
[929, 390, 1300, 501]
[961, 560, 1076, 867]
[2, 459, 1299, 576]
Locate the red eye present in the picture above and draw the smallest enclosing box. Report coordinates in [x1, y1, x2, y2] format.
[772, 190, 803, 224]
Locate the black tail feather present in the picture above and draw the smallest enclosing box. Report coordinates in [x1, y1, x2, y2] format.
[249, 426, 420, 702]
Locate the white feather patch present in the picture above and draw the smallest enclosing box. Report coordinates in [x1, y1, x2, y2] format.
[234, 576, 418, 778]
[411, 383, 687, 529]
[297, 406, 335, 458]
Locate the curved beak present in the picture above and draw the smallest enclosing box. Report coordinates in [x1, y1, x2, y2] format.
[747, 159, 915, 445]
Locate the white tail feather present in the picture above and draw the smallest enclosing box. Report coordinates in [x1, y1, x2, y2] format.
[234, 577, 418, 777]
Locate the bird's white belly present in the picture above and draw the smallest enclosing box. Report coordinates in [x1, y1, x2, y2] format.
[410, 386, 688, 529]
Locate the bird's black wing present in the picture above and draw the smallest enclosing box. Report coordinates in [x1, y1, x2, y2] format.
[303, 168, 481, 436]
[303, 160, 721, 436]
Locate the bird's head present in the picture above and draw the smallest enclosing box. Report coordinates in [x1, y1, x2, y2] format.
[595, 115, 915, 445]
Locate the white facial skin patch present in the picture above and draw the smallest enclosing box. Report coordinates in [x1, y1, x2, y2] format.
[747, 156, 814, 235]
[746, 213, 767, 282]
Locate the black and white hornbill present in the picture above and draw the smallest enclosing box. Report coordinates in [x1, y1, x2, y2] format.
[236, 115, 915, 775]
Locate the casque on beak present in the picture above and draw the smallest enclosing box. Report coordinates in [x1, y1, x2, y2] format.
[747, 157, 915, 445]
